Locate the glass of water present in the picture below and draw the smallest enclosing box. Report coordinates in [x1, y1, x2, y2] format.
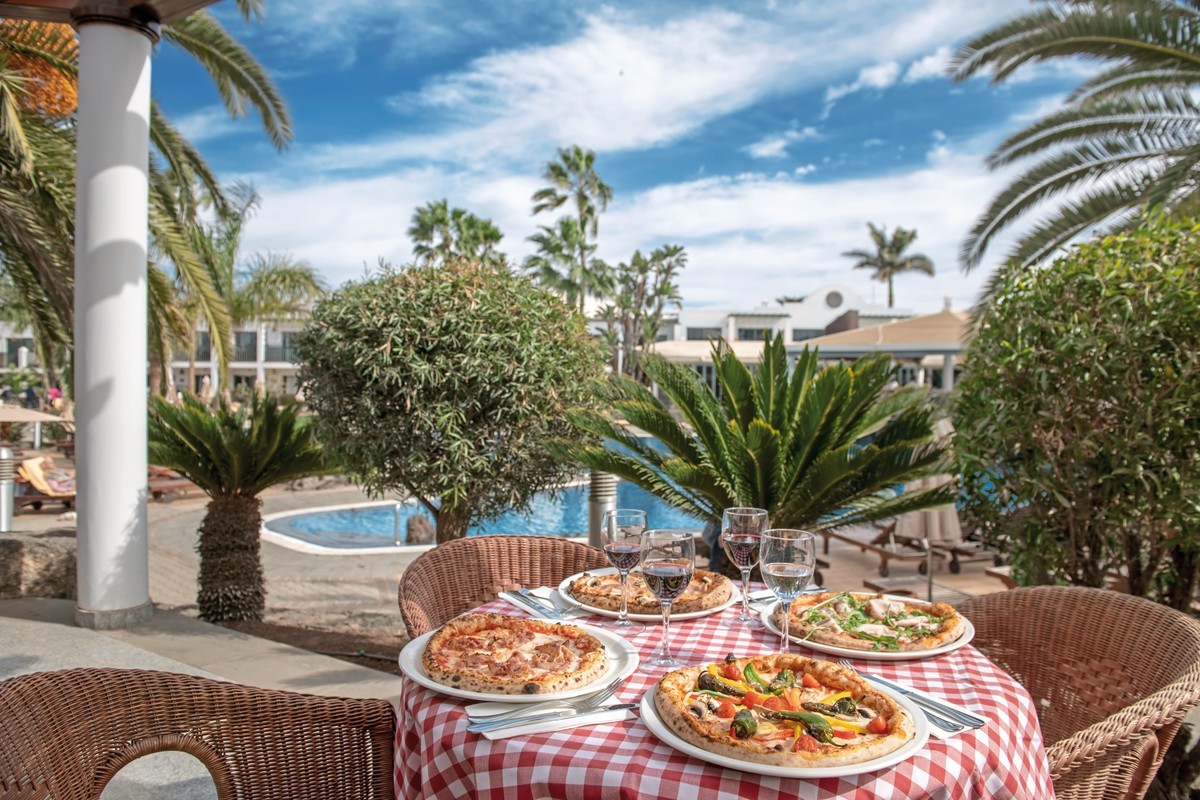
[759, 529, 818, 653]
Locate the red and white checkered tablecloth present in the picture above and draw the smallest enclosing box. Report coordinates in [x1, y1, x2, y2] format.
[395, 596, 1055, 800]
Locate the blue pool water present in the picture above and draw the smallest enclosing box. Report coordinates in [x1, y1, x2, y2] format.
[264, 481, 706, 549]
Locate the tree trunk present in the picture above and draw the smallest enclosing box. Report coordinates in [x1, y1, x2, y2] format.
[887, 276, 894, 308]
[148, 352, 164, 397]
[196, 494, 266, 622]
[1166, 536, 1200, 612]
[435, 505, 472, 544]
[186, 328, 197, 397]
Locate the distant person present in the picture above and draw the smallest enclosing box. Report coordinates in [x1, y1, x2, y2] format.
[0, 384, 12, 402]
[47, 386, 62, 404]
[23, 384, 38, 409]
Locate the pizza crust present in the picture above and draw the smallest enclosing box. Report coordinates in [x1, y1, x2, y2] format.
[653, 655, 915, 768]
[776, 592, 966, 652]
[422, 613, 608, 695]
[568, 568, 732, 615]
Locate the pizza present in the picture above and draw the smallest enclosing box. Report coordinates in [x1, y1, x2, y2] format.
[421, 613, 608, 695]
[567, 568, 733, 615]
[774, 592, 966, 653]
[654, 653, 916, 767]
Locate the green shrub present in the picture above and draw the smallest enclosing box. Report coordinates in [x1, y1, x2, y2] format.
[296, 259, 606, 543]
[954, 216, 1200, 609]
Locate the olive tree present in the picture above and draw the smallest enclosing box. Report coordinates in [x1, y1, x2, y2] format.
[954, 217, 1200, 610]
[296, 259, 606, 543]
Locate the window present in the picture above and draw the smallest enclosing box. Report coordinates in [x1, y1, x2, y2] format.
[826, 291, 844, 309]
[686, 327, 722, 341]
[194, 331, 212, 361]
[736, 328, 772, 341]
[792, 328, 823, 342]
[5, 338, 34, 368]
[234, 331, 258, 362]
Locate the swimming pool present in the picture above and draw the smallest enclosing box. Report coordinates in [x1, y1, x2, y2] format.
[262, 481, 706, 551]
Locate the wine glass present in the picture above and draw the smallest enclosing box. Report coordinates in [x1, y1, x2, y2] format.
[601, 509, 647, 629]
[759, 529, 818, 653]
[721, 507, 768, 628]
[639, 529, 695, 671]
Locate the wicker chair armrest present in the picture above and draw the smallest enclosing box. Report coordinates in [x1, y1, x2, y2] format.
[1044, 677, 1200, 777]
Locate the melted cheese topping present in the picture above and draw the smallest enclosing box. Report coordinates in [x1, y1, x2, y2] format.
[436, 628, 587, 679]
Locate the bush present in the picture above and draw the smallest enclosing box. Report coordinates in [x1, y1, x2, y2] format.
[954, 217, 1200, 609]
[296, 259, 606, 543]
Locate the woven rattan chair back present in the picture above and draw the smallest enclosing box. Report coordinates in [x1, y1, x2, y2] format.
[0, 667, 396, 800]
[958, 586, 1200, 800]
[398, 534, 608, 637]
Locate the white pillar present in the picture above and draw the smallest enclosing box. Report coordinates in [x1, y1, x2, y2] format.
[942, 354, 956, 393]
[74, 19, 155, 629]
[256, 322, 267, 383]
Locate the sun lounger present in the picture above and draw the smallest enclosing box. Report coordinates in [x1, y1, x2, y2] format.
[148, 465, 200, 500]
[15, 456, 75, 510]
[819, 522, 929, 577]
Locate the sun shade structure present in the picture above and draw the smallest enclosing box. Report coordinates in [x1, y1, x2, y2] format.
[0, 0, 219, 629]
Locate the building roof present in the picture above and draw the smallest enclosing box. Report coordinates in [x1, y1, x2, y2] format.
[793, 309, 969, 359]
[645, 339, 770, 364]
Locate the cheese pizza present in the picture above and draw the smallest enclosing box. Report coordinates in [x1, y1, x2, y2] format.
[421, 613, 608, 695]
[654, 654, 915, 767]
[567, 568, 732, 615]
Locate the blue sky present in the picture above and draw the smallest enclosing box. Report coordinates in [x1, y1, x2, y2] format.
[152, 0, 1092, 313]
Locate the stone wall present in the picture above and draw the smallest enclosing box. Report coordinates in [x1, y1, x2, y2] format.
[0, 529, 76, 599]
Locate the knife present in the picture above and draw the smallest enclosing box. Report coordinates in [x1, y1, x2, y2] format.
[503, 590, 563, 620]
[857, 671, 987, 728]
[466, 702, 638, 733]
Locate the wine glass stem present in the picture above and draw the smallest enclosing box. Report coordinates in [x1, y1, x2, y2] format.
[740, 567, 752, 619]
[618, 571, 629, 622]
[781, 598, 794, 654]
[660, 600, 673, 661]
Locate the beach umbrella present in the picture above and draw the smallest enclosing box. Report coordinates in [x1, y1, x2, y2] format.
[0, 406, 65, 424]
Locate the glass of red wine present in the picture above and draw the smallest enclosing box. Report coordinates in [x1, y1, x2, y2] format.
[601, 509, 647, 629]
[760, 529, 818, 653]
[639, 529, 695, 671]
[721, 507, 768, 628]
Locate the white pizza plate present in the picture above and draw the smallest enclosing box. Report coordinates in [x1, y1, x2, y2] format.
[758, 595, 975, 662]
[556, 567, 741, 621]
[398, 620, 640, 703]
[640, 683, 930, 779]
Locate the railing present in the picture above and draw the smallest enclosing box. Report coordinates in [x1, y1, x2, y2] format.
[264, 344, 298, 362]
[233, 343, 257, 362]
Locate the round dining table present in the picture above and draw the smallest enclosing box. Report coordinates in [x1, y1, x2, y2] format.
[395, 593, 1055, 799]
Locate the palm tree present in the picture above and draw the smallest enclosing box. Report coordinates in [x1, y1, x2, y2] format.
[531, 145, 612, 314]
[556, 336, 955, 542]
[148, 391, 330, 622]
[950, 0, 1200, 271]
[0, 10, 290, 362]
[841, 223, 934, 308]
[407, 200, 505, 267]
[524, 217, 613, 310]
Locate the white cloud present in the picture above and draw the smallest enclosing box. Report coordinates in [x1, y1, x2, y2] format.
[172, 106, 248, 144]
[825, 61, 901, 105]
[794, 164, 817, 177]
[863, 138, 885, 147]
[904, 46, 952, 83]
[744, 126, 819, 159]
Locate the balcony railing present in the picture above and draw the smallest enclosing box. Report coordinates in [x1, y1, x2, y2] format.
[264, 344, 298, 362]
[233, 343, 258, 362]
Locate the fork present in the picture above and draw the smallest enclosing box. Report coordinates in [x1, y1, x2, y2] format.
[466, 681, 623, 733]
[836, 660, 966, 733]
[467, 677, 622, 724]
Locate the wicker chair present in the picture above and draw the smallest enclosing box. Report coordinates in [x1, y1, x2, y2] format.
[958, 586, 1200, 800]
[0, 668, 396, 800]
[398, 534, 608, 637]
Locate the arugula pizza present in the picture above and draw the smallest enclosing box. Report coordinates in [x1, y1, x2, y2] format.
[654, 653, 916, 767]
[775, 592, 965, 652]
[421, 613, 608, 695]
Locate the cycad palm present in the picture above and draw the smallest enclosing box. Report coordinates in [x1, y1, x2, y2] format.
[841, 223, 934, 308]
[148, 392, 329, 622]
[557, 336, 955, 534]
[950, 0, 1200, 270]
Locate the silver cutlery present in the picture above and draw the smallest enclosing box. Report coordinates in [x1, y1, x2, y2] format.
[503, 590, 564, 620]
[836, 659, 983, 731]
[467, 678, 622, 723]
[517, 588, 570, 618]
[467, 702, 637, 733]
